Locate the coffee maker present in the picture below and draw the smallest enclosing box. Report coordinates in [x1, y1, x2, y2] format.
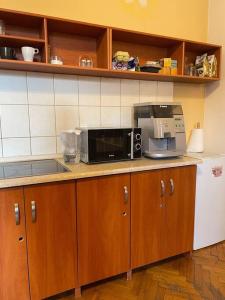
[134, 102, 186, 158]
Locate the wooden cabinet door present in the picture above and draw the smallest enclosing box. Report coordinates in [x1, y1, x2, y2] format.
[77, 174, 130, 285]
[131, 170, 165, 269]
[161, 166, 196, 258]
[0, 188, 30, 300]
[24, 181, 77, 300]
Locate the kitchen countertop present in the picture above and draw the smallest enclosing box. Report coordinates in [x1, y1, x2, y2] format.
[0, 156, 201, 189]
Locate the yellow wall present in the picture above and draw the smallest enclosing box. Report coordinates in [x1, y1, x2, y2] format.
[0, 0, 208, 41]
[204, 0, 225, 153]
[1, 0, 208, 138]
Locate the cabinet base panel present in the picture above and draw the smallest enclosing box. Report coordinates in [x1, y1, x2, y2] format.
[126, 270, 132, 281]
[75, 287, 81, 298]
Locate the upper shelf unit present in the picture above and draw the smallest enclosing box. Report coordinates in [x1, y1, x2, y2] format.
[0, 8, 221, 83]
[0, 9, 47, 62]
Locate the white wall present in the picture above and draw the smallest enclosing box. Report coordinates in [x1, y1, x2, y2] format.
[204, 0, 225, 153]
[0, 70, 173, 159]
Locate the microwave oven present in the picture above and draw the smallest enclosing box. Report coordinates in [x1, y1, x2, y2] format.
[80, 128, 142, 164]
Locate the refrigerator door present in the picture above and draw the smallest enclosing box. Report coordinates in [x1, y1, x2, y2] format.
[194, 156, 225, 250]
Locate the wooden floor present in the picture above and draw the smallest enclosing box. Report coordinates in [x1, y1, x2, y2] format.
[52, 241, 225, 300]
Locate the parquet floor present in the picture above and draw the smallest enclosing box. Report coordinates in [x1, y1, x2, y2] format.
[53, 241, 225, 300]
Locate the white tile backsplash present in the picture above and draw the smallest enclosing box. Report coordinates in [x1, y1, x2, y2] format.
[0, 71, 27, 105]
[55, 106, 79, 135]
[31, 137, 56, 155]
[101, 78, 121, 106]
[2, 138, 31, 157]
[79, 106, 101, 128]
[0, 139, 3, 157]
[157, 82, 173, 102]
[121, 107, 133, 127]
[0, 71, 174, 158]
[1, 105, 30, 138]
[140, 80, 157, 102]
[54, 74, 78, 106]
[29, 106, 56, 136]
[121, 79, 140, 106]
[27, 72, 54, 105]
[79, 77, 101, 106]
[56, 136, 63, 154]
[101, 107, 121, 127]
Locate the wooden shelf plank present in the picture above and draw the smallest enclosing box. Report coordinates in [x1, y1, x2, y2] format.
[0, 59, 219, 83]
[0, 34, 45, 47]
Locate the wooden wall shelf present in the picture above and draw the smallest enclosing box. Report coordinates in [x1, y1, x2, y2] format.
[0, 35, 45, 47]
[0, 8, 221, 84]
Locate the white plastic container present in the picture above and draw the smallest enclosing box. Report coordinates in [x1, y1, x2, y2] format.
[60, 129, 81, 163]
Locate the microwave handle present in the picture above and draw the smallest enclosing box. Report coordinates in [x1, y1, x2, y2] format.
[130, 131, 133, 159]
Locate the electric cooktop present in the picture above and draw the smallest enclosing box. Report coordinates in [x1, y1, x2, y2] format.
[0, 159, 70, 180]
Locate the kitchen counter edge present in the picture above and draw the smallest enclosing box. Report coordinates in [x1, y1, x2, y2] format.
[0, 156, 201, 189]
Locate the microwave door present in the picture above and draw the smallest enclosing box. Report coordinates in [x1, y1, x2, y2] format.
[88, 129, 131, 163]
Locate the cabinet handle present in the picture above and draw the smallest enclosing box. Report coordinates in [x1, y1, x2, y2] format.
[160, 180, 165, 197]
[124, 186, 129, 204]
[31, 201, 36, 223]
[169, 178, 175, 195]
[14, 203, 20, 225]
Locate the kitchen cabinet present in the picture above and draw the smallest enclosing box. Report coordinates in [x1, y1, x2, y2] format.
[0, 8, 221, 83]
[77, 174, 130, 285]
[24, 181, 78, 300]
[131, 166, 196, 269]
[131, 169, 165, 268]
[162, 166, 196, 258]
[0, 164, 197, 298]
[0, 188, 30, 300]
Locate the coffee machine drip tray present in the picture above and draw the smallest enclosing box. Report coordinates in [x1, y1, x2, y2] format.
[144, 151, 183, 159]
[0, 159, 70, 180]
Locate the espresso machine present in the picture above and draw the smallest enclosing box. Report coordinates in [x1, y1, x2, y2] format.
[134, 102, 186, 158]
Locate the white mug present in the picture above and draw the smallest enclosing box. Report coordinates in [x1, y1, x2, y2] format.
[21, 46, 39, 62]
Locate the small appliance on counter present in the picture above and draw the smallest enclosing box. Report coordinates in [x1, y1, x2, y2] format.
[134, 102, 186, 158]
[60, 129, 81, 163]
[80, 128, 142, 164]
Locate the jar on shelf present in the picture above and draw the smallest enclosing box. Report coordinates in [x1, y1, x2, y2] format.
[79, 56, 93, 68]
[0, 20, 6, 35]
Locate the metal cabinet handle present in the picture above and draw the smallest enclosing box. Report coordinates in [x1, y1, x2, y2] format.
[14, 203, 20, 225]
[160, 180, 165, 197]
[31, 201, 36, 223]
[169, 178, 175, 195]
[124, 186, 129, 203]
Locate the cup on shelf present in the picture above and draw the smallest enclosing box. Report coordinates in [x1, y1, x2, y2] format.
[21, 46, 39, 62]
[0, 47, 16, 59]
[50, 56, 63, 65]
[0, 20, 5, 35]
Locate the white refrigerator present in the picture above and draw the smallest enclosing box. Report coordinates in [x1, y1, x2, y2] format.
[191, 154, 225, 250]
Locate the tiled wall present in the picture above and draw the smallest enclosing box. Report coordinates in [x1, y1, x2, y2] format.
[0, 70, 173, 158]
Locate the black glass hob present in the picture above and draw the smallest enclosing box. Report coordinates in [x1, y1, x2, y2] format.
[0, 159, 70, 180]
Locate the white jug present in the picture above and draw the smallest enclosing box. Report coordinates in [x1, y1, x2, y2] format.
[60, 129, 81, 163]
